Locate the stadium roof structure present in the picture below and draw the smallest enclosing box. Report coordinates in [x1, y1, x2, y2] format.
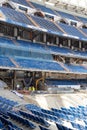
[34, 0, 87, 15]
[41, 0, 87, 8]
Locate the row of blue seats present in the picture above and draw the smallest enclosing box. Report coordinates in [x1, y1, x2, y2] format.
[56, 122, 86, 130]
[0, 56, 15, 68]
[1, 54, 87, 73]
[45, 79, 78, 86]
[0, 55, 60, 71]
[47, 44, 87, 59]
[8, 111, 36, 129]
[71, 122, 86, 130]
[2, 36, 87, 63]
[14, 57, 64, 72]
[30, 109, 58, 123]
[45, 79, 87, 86]
[0, 96, 29, 130]
[19, 110, 50, 127]
[0, 96, 18, 106]
[25, 103, 87, 129]
[0, 37, 47, 52]
[52, 107, 87, 119]
[0, 46, 52, 60]
[2, 36, 87, 61]
[0, 37, 53, 60]
[0, 36, 85, 59]
[35, 107, 75, 122]
[26, 104, 59, 121]
[0, 104, 12, 114]
[65, 64, 87, 73]
[42, 108, 80, 121]
[0, 115, 22, 130]
[51, 106, 87, 129]
[25, 104, 41, 111]
[2, 36, 87, 60]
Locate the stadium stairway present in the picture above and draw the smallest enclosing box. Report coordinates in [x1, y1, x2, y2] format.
[26, 14, 40, 27]
[52, 21, 67, 34]
[76, 27, 87, 37]
[9, 57, 19, 68]
[26, 0, 36, 9]
[12, 39, 19, 46]
[58, 62, 70, 72]
[74, 15, 81, 22]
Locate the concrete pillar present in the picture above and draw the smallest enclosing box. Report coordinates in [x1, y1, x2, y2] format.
[43, 33, 46, 43]
[68, 39, 71, 48]
[13, 70, 16, 90]
[79, 41, 82, 49]
[14, 28, 17, 37]
[56, 37, 59, 45]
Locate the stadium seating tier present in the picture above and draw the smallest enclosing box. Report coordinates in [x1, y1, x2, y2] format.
[14, 57, 65, 72]
[0, 6, 34, 27]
